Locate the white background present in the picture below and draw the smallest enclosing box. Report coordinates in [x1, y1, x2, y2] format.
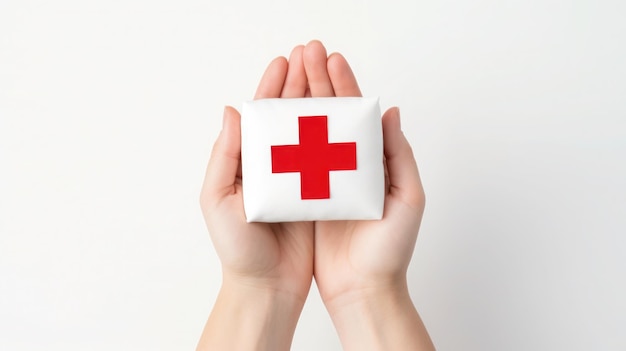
[1, 1, 624, 350]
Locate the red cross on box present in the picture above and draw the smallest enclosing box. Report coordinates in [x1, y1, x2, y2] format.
[271, 116, 357, 200]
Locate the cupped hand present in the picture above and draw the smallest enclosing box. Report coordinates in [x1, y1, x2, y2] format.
[304, 40, 427, 306]
[199, 45, 314, 301]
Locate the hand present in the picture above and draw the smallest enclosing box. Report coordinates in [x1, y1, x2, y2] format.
[197, 46, 314, 351]
[305, 41, 435, 350]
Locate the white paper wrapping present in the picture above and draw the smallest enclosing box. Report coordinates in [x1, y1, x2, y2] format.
[241, 97, 384, 222]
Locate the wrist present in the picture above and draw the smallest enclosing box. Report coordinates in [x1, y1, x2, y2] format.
[324, 277, 411, 320]
[322, 273, 409, 313]
[196, 277, 307, 351]
[222, 271, 311, 306]
[221, 274, 309, 312]
[220, 276, 308, 331]
[324, 279, 435, 351]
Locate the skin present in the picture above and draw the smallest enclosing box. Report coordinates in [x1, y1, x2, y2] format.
[197, 40, 434, 351]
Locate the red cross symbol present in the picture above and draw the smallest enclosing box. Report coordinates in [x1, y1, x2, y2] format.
[271, 116, 357, 200]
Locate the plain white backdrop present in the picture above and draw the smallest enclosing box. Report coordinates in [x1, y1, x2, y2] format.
[1, 1, 625, 350]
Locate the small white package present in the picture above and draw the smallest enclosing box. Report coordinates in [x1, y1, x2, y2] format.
[241, 97, 384, 222]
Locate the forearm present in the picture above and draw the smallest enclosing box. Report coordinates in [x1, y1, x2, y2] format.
[326, 281, 435, 351]
[196, 279, 305, 351]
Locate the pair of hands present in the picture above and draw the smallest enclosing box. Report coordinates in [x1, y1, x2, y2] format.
[199, 41, 431, 351]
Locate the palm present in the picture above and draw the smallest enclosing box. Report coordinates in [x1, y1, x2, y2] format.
[315, 196, 423, 300]
[204, 184, 313, 293]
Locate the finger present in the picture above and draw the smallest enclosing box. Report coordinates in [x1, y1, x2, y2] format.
[201, 106, 242, 206]
[254, 56, 288, 99]
[327, 52, 362, 97]
[382, 107, 425, 208]
[281, 45, 308, 98]
[303, 40, 334, 97]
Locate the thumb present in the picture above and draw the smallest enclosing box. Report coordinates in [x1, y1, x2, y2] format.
[200, 106, 242, 208]
[382, 107, 425, 208]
